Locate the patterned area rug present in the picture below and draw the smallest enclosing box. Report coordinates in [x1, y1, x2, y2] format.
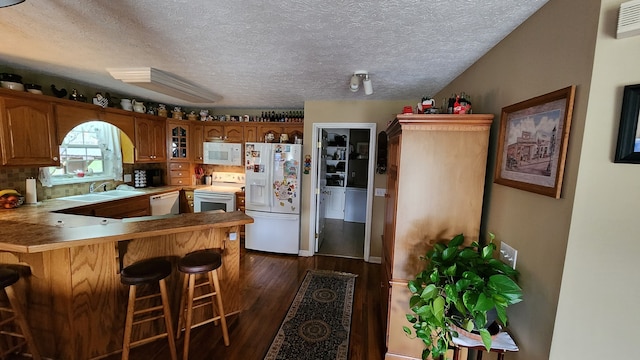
[264, 270, 357, 360]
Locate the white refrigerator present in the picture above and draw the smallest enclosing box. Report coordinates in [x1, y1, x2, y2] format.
[244, 142, 302, 254]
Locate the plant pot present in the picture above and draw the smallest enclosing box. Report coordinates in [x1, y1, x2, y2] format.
[450, 322, 501, 341]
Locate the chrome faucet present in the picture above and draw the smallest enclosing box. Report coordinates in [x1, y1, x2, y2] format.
[89, 182, 109, 193]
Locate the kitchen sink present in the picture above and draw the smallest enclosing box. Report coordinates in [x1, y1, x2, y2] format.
[57, 190, 144, 202]
[95, 190, 145, 197]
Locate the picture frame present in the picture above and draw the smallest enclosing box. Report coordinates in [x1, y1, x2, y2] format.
[614, 84, 640, 163]
[494, 85, 576, 198]
[356, 142, 369, 156]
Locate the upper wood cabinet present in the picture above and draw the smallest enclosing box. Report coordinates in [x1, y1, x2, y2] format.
[0, 96, 60, 166]
[244, 125, 258, 143]
[203, 123, 244, 143]
[256, 123, 303, 143]
[55, 104, 101, 144]
[191, 122, 204, 162]
[224, 124, 244, 143]
[134, 117, 166, 163]
[167, 120, 190, 161]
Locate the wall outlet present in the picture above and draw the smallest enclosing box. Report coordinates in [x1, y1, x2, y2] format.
[375, 188, 386, 197]
[124, 173, 132, 182]
[499, 241, 518, 269]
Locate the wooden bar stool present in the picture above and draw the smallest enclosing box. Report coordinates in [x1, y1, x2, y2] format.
[120, 258, 177, 360]
[176, 249, 229, 360]
[0, 268, 40, 360]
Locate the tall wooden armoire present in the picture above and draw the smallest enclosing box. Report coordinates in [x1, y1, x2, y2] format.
[381, 114, 494, 359]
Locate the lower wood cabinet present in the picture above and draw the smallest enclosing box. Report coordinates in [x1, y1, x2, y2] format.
[180, 189, 195, 213]
[56, 195, 151, 219]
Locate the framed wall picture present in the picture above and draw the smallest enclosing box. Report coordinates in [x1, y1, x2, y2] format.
[494, 86, 576, 198]
[614, 84, 640, 163]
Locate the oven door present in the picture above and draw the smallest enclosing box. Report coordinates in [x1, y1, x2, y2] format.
[193, 192, 235, 213]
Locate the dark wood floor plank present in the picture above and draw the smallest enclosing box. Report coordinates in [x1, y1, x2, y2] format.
[101, 248, 384, 360]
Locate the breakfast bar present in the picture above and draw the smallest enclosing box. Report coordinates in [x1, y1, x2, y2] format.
[0, 203, 253, 360]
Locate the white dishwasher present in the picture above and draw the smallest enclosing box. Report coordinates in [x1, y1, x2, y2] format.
[150, 191, 180, 215]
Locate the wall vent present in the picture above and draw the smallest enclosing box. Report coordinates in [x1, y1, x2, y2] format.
[618, 0, 640, 39]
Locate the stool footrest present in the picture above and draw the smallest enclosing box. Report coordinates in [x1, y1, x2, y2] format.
[0, 339, 27, 357]
[0, 314, 18, 327]
[132, 314, 165, 327]
[129, 333, 170, 348]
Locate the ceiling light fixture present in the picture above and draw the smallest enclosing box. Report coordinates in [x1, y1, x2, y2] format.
[349, 70, 373, 95]
[107, 67, 222, 103]
[0, 0, 25, 8]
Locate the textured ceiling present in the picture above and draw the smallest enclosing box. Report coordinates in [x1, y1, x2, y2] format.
[0, 0, 548, 109]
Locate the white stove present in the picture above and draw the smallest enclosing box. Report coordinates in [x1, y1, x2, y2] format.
[193, 172, 245, 213]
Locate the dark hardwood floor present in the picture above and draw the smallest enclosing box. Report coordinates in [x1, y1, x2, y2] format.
[104, 246, 385, 360]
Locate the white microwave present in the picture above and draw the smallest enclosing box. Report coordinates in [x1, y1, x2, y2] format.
[203, 142, 242, 165]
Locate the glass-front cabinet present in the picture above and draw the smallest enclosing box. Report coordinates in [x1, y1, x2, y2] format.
[168, 120, 189, 161]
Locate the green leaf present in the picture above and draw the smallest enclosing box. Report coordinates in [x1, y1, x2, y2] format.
[433, 243, 446, 254]
[406, 314, 417, 323]
[474, 293, 495, 312]
[488, 275, 523, 304]
[444, 283, 458, 303]
[495, 303, 508, 325]
[449, 234, 465, 247]
[444, 263, 457, 276]
[408, 280, 419, 294]
[420, 284, 438, 301]
[459, 248, 479, 259]
[429, 269, 439, 283]
[462, 318, 474, 332]
[481, 243, 495, 259]
[455, 278, 471, 292]
[479, 328, 493, 351]
[409, 294, 422, 308]
[415, 305, 432, 318]
[403, 326, 412, 335]
[462, 291, 478, 311]
[442, 246, 457, 261]
[433, 295, 445, 323]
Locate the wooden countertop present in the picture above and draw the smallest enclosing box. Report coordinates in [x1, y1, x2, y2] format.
[0, 187, 253, 254]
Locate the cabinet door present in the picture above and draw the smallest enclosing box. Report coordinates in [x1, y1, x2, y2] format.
[258, 124, 284, 142]
[224, 124, 244, 143]
[167, 120, 189, 161]
[151, 120, 166, 162]
[191, 123, 204, 162]
[134, 118, 166, 162]
[0, 97, 59, 166]
[243, 125, 258, 143]
[204, 124, 224, 140]
[324, 186, 345, 219]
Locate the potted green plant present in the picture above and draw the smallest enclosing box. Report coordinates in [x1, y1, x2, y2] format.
[403, 233, 523, 360]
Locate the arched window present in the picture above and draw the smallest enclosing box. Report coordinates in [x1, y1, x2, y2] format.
[39, 121, 123, 186]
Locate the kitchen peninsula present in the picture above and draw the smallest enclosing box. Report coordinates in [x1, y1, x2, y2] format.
[0, 197, 253, 360]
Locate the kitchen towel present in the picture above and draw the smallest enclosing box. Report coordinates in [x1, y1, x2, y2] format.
[25, 178, 37, 204]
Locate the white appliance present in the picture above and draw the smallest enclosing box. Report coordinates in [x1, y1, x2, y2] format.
[203, 142, 242, 166]
[244, 143, 302, 254]
[194, 172, 245, 212]
[150, 191, 180, 215]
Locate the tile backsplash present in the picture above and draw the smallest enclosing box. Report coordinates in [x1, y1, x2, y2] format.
[0, 163, 166, 201]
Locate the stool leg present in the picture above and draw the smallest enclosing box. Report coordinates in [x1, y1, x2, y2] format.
[4, 285, 41, 360]
[182, 274, 196, 360]
[176, 273, 189, 339]
[209, 270, 229, 346]
[158, 279, 178, 360]
[121, 285, 137, 360]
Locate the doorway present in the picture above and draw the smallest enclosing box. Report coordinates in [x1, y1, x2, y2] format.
[308, 123, 377, 261]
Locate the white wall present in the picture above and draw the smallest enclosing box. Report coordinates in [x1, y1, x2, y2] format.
[550, 1, 640, 358]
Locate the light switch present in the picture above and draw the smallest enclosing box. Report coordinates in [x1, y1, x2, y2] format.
[375, 188, 386, 197]
[229, 232, 237, 241]
[499, 242, 518, 269]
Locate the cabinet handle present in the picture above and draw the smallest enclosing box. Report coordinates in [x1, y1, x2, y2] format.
[53, 156, 58, 161]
